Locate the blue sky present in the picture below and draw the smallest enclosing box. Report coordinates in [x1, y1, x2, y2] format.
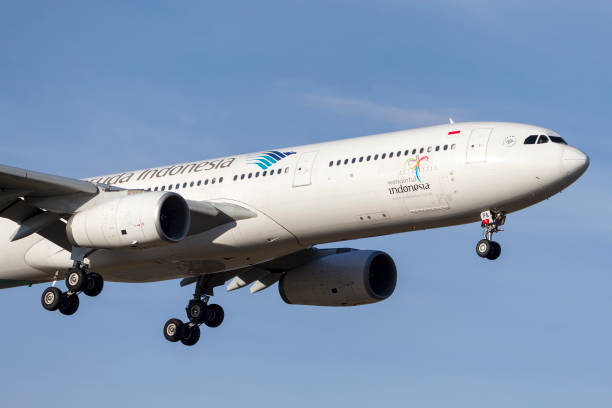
[1, 1, 611, 406]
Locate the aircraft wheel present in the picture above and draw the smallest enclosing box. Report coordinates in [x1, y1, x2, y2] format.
[181, 324, 200, 346]
[59, 294, 79, 316]
[203, 304, 224, 328]
[83, 273, 104, 297]
[487, 241, 501, 260]
[476, 239, 492, 258]
[163, 318, 184, 342]
[66, 268, 85, 292]
[41, 287, 62, 311]
[186, 299, 207, 323]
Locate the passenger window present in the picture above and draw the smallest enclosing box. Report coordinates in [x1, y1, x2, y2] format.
[344, 159, 348, 165]
[524, 135, 538, 144]
[220, 177, 223, 183]
[240, 174, 245, 180]
[389, 152, 393, 158]
[397, 151, 401, 157]
[175, 184, 179, 189]
[154, 187, 158, 191]
[270, 169, 275, 175]
[263, 171, 267, 176]
[419, 148, 424, 153]
[412, 149, 417, 155]
[359, 157, 363, 162]
[443, 145, 448, 151]
[183, 183, 187, 188]
[255, 172, 260, 178]
[435, 146, 440, 151]
[233, 175, 237, 181]
[197, 180, 202, 186]
[336, 160, 341, 166]
[374, 154, 378, 160]
[285, 167, 289, 173]
[248, 173, 252, 179]
[161, 186, 165, 191]
[212, 178, 216, 184]
[427, 146, 432, 152]
[352, 158, 356, 163]
[537, 135, 549, 144]
[451, 144, 456, 150]
[190, 181, 194, 187]
[204, 179, 209, 185]
[367, 155, 371, 161]
[329, 161, 333, 167]
[381, 153, 386, 159]
[168, 185, 172, 190]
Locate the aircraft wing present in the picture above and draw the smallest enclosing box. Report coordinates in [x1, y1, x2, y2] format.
[179, 248, 350, 296]
[0, 163, 255, 251]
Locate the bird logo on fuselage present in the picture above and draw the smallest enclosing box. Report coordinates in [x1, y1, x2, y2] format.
[247, 151, 296, 170]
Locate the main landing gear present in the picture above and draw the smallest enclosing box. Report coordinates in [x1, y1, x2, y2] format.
[40, 261, 104, 315]
[475, 210, 505, 261]
[164, 277, 224, 346]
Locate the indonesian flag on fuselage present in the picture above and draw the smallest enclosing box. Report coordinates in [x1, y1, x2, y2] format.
[448, 130, 460, 135]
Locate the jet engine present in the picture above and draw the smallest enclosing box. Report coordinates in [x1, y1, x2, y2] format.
[66, 191, 190, 249]
[278, 250, 397, 306]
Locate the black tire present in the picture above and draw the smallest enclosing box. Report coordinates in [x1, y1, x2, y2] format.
[203, 304, 224, 328]
[41, 287, 62, 311]
[66, 268, 85, 292]
[83, 273, 104, 297]
[163, 318, 184, 342]
[186, 299, 207, 323]
[181, 324, 200, 346]
[476, 239, 492, 258]
[487, 241, 501, 260]
[59, 294, 79, 316]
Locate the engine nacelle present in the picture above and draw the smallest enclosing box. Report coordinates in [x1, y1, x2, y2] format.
[279, 250, 397, 306]
[66, 191, 190, 249]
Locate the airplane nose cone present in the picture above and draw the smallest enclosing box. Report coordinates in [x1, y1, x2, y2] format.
[562, 147, 589, 177]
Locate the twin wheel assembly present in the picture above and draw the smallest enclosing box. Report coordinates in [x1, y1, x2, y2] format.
[475, 210, 505, 261]
[40, 264, 104, 315]
[163, 299, 225, 346]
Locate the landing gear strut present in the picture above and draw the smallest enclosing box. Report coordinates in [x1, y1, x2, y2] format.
[476, 210, 505, 261]
[164, 276, 224, 346]
[40, 260, 104, 316]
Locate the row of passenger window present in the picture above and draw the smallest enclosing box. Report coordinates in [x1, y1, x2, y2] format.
[143, 166, 292, 192]
[146, 177, 225, 192]
[329, 143, 457, 167]
[524, 135, 568, 145]
[233, 166, 290, 181]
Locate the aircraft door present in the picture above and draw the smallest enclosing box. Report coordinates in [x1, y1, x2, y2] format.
[466, 128, 492, 163]
[292, 151, 318, 187]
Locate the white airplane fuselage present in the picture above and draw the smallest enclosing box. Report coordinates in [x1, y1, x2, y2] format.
[0, 122, 589, 288]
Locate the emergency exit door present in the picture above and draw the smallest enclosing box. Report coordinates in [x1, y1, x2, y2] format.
[292, 151, 318, 187]
[466, 128, 492, 163]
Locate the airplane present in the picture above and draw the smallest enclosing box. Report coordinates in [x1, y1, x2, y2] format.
[0, 121, 589, 346]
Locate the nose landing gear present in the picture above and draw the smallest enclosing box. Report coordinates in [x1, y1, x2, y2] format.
[40, 261, 104, 316]
[476, 210, 505, 261]
[164, 276, 225, 346]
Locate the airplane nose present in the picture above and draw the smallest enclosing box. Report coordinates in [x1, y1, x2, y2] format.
[562, 147, 589, 177]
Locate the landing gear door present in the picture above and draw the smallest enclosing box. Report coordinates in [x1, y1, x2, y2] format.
[466, 128, 492, 163]
[292, 151, 318, 187]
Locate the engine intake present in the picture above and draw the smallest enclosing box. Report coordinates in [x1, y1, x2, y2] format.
[279, 250, 397, 306]
[67, 191, 190, 249]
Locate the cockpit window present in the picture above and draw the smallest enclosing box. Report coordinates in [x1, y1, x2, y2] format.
[537, 135, 549, 144]
[524, 135, 538, 144]
[549, 136, 568, 145]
